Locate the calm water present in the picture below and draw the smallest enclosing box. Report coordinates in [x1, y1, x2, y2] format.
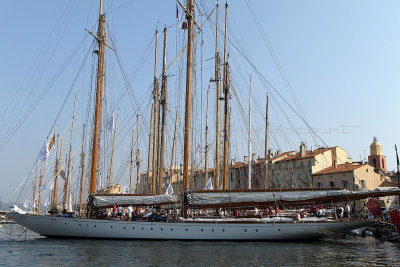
[1, 224, 400, 266]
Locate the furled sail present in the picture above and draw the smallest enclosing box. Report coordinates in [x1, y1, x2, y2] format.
[93, 194, 178, 207]
[187, 187, 400, 208]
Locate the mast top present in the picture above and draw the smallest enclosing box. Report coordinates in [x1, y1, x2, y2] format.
[99, 0, 103, 16]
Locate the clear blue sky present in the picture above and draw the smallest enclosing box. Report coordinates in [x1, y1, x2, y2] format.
[0, 0, 399, 204]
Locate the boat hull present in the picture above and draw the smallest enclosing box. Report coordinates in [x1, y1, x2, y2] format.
[9, 213, 372, 240]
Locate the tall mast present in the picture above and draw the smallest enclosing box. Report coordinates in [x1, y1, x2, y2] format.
[89, 0, 106, 194]
[129, 129, 134, 193]
[57, 139, 63, 206]
[170, 112, 178, 185]
[146, 104, 154, 194]
[64, 94, 77, 205]
[265, 93, 269, 188]
[214, 2, 221, 190]
[183, 0, 194, 191]
[107, 115, 118, 186]
[52, 134, 60, 209]
[135, 114, 140, 194]
[37, 162, 45, 214]
[222, 2, 229, 190]
[152, 29, 159, 194]
[78, 126, 86, 214]
[248, 75, 252, 189]
[33, 164, 38, 213]
[159, 26, 168, 194]
[204, 85, 210, 186]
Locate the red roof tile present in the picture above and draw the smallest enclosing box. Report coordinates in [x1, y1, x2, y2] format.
[314, 163, 364, 175]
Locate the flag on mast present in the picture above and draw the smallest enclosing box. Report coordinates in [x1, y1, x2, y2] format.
[176, 5, 180, 24]
[37, 140, 50, 163]
[165, 183, 174, 195]
[204, 177, 213, 190]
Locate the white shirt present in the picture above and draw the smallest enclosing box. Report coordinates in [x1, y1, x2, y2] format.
[117, 206, 123, 214]
[127, 206, 133, 214]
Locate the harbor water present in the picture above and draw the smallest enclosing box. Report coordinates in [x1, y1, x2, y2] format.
[1, 224, 400, 266]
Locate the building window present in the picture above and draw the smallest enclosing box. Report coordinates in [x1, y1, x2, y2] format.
[308, 160, 311, 167]
[360, 180, 366, 189]
[342, 180, 348, 188]
[372, 158, 376, 168]
[317, 182, 323, 188]
[300, 161, 304, 167]
[292, 162, 296, 168]
[329, 181, 335, 188]
[382, 159, 385, 169]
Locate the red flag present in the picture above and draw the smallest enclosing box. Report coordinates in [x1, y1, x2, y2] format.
[366, 198, 381, 218]
[389, 208, 400, 234]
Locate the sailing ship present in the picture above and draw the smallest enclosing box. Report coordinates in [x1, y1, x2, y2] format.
[9, 0, 400, 240]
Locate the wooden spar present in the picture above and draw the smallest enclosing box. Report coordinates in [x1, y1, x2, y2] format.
[78, 125, 86, 214]
[57, 139, 63, 207]
[89, 0, 106, 195]
[158, 26, 168, 195]
[146, 104, 154, 194]
[52, 135, 60, 209]
[248, 75, 252, 189]
[222, 2, 229, 190]
[152, 29, 159, 195]
[64, 94, 77, 205]
[37, 162, 44, 214]
[108, 115, 118, 186]
[169, 111, 178, 185]
[265, 93, 269, 188]
[33, 163, 38, 213]
[135, 114, 140, 194]
[204, 84, 210, 186]
[129, 129, 134, 194]
[183, 0, 194, 191]
[214, 3, 221, 190]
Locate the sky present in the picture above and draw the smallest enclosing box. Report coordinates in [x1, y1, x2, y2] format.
[0, 0, 399, 205]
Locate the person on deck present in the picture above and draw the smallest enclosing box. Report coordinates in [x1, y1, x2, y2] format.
[113, 203, 117, 217]
[117, 206, 123, 218]
[127, 205, 133, 221]
[268, 206, 274, 217]
[233, 209, 239, 218]
[310, 203, 317, 217]
[345, 204, 351, 220]
[275, 206, 280, 216]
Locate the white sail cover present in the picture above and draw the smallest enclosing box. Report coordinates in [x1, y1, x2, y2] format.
[93, 194, 178, 207]
[187, 187, 400, 207]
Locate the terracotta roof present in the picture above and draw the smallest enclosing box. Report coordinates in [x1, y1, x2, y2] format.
[314, 163, 364, 175]
[379, 181, 399, 187]
[274, 148, 331, 162]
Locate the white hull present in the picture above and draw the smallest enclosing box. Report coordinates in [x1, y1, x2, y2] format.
[9, 213, 371, 240]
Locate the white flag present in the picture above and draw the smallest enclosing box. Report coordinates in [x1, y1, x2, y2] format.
[41, 181, 47, 191]
[44, 199, 50, 208]
[48, 182, 54, 192]
[106, 113, 114, 132]
[165, 183, 174, 195]
[204, 177, 213, 190]
[23, 199, 30, 209]
[37, 139, 50, 163]
[123, 185, 129, 194]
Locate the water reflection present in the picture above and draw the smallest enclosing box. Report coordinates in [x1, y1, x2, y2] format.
[1, 225, 400, 266]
